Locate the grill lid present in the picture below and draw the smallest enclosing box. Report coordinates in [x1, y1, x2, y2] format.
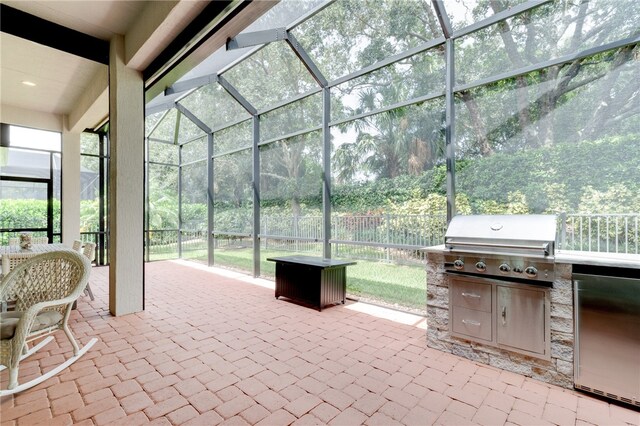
[445, 214, 557, 257]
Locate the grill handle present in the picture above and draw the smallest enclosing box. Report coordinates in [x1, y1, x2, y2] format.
[446, 240, 550, 256]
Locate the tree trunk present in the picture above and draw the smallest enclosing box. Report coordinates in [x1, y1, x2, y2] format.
[291, 196, 302, 218]
[490, 4, 537, 147]
[282, 142, 304, 218]
[581, 46, 636, 140]
[422, 1, 443, 37]
[571, 0, 589, 51]
[459, 91, 492, 156]
[536, 67, 558, 147]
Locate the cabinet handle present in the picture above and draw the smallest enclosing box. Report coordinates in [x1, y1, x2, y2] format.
[501, 306, 507, 325]
[461, 292, 481, 299]
[462, 319, 481, 326]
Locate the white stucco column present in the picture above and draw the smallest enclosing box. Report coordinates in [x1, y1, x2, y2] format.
[61, 129, 81, 244]
[109, 35, 144, 316]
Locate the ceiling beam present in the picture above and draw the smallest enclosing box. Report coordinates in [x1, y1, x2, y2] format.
[67, 68, 109, 133]
[226, 27, 287, 50]
[0, 4, 109, 65]
[126, 1, 211, 71]
[144, 0, 278, 103]
[126, 1, 182, 69]
[144, 0, 240, 86]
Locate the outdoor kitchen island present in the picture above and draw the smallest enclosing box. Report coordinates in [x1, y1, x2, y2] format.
[425, 244, 575, 389]
[425, 215, 640, 404]
[424, 215, 574, 390]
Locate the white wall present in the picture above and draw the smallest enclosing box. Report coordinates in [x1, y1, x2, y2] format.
[0, 104, 63, 132]
[1, 104, 82, 245]
[61, 126, 81, 244]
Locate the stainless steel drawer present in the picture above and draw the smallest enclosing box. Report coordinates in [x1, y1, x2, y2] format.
[451, 280, 492, 312]
[452, 306, 492, 342]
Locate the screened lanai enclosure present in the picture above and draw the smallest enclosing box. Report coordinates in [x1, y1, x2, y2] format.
[144, 0, 640, 312]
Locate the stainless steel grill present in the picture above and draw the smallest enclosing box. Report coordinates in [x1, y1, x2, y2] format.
[443, 215, 557, 283]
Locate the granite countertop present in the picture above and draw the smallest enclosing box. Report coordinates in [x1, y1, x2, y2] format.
[555, 250, 640, 269]
[420, 245, 445, 254]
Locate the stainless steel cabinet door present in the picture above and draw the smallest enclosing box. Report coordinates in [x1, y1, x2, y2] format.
[497, 285, 545, 354]
[574, 274, 640, 403]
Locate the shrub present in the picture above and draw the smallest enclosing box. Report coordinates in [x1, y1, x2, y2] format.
[0, 199, 58, 229]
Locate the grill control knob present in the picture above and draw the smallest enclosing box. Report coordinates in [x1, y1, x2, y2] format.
[525, 266, 538, 278]
[475, 261, 487, 272]
[499, 263, 511, 274]
[453, 259, 464, 270]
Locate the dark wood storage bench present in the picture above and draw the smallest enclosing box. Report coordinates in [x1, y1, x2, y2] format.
[267, 256, 356, 311]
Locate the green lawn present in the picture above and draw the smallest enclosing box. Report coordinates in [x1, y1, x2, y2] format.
[341, 260, 426, 311]
[216, 248, 426, 311]
[148, 246, 426, 312]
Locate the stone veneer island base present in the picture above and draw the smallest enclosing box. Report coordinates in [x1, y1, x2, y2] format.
[426, 247, 575, 389]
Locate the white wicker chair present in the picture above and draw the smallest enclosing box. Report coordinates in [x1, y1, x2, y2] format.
[31, 237, 49, 245]
[1, 253, 38, 312]
[72, 240, 83, 252]
[82, 242, 96, 262]
[81, 243, 96, 301]
[1, 253, 36, 277]
[8, 238, 19, 247]
[0, 251, 96, 395]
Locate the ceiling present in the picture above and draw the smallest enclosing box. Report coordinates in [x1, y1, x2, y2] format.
[0, 0, 211, 127]
[0, 32, 105, 117]
[2, 1, 148, 40]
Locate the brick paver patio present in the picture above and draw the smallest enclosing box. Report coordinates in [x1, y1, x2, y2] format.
[1, 260, 638, 425]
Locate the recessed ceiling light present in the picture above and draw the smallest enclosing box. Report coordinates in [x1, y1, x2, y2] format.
[22, 81, 36, 87]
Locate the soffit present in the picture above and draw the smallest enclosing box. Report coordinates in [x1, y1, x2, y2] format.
[0, 32, 105, 116]
[2, 0, 148, 40]
[0, 0, 210, 126]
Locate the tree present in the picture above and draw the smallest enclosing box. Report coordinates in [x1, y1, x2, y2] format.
[296, 0, 447, 180]
[146, 0, 639, 221]
[454, 0, 639, 154]
[333, 101, 445, 182]
[213, 149, 253, 234]
[260, 133, 323, 217]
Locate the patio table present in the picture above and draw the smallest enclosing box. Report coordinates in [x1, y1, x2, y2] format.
[1, 244, 73, 276]
[0, 243, 69, 255]
[267, 255, 356, 311]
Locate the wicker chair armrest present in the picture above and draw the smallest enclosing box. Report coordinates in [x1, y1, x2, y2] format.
[29, 297, 76, 313]
[10, 304, 43, 342]
[11, 297, 75, 342]
[0, 273, 19, 302]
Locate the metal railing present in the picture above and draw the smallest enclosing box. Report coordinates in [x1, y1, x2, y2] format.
[332, 214, 447, 247]
[145, 229, 179, 260]
[261, 215, 323, 240]
[257, 213, 448, 264]
[144, 212, 640, 263]
[144, 229, 208, 261]
[559, 213, 639, 254]
[331, 213, 447, 264]
[181, 230, 208, 262]
[80, 231, 108, 265]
